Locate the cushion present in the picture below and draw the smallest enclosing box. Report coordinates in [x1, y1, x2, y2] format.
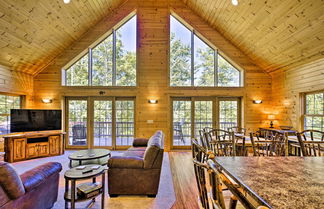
[0, 162, 25, 199]
[124, 151, 145, 158]
[143, 145, 160, 169]
[143, 131, 163, 168]
[127, 147, 146, 152]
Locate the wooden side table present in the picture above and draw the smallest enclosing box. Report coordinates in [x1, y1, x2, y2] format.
[64, 164, 106, 209]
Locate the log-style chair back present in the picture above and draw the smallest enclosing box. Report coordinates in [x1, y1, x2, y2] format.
[206, 159, 226, 209]
[207, 129, 236, 156]
[228, 126, 246, 136]
[250, 131, 288, 156]
[191, 138, 210, 209]
[297, 130, 324, 156]
[199, 129, 210, 150]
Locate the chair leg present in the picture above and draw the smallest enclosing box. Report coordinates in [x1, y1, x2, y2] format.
[229, 195, 238, 209]
[147, 194, 156, 198]
[109, 194, 118, 198]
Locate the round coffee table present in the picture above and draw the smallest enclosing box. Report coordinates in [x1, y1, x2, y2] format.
[68, 149, 111, 168]
[64, 164, 106, 209]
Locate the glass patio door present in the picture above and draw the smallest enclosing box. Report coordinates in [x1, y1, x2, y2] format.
[172, 97, 240, 149]
[172, 98, 213, 148]
[217, 98, 240, 131]
[66, 98, 88, 148]
[66, 97, 135, 149]
[93, 99, 113, 147]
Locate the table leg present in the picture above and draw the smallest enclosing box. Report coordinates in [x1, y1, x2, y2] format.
[71, 180, 76, 209]
[92, 177, 96, 203]
[79, 160, 82, 166]
[101, 172, 105, 209]
[65, 179, 69, 209]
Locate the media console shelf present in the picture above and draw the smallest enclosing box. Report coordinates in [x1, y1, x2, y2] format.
[3, 130, 65, 163]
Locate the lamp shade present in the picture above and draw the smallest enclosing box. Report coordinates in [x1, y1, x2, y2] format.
[268, 114, 275, 120]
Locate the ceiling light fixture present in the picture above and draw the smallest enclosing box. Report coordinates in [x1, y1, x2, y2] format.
[63, 0, 71, 4]
[232, 0, 238, 6]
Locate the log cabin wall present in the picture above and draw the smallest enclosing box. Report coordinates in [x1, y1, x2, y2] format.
[270, 58, 324, 131]
[0, 65, 34, 107]
[33, 0, 272, 151]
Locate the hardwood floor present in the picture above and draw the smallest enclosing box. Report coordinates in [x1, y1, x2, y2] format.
[169, 151, 244, 209]
[169, 151, 200, 209]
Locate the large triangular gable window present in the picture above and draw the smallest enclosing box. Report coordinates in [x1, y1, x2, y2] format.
[170, 15, 242, 87]
[63, 14, 137, 86]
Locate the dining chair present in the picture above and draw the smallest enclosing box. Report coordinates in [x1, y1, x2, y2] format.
[250, 131, 288, 156]
[174, 121, 185, 144]
[208, 129, 248, 156]
[191, 138, 211, 209]
[297, 130, 324, 156]
[72, 124, 87, 145]
[199, 129, 210, 150]
[207, 129, 236, 156]
[228, 126, 246, 136]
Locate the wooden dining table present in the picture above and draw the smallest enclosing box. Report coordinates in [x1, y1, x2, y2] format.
[212, 157, 324, 209]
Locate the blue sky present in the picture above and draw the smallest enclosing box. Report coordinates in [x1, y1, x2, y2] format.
[117, 15, 136, 52]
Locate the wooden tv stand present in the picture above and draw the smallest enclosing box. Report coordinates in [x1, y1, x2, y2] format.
[3, 130, 65, 163]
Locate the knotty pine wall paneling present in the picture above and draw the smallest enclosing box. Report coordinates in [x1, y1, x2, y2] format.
[0, 65, 34, 107]
[270, 58, 324, 130]
[33, 0, 272, 151]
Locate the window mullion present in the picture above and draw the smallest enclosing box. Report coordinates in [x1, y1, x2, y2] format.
[191, 31, 194, 86]
[89, 48, 92, 86]
[112, 29, 117, 86]
[215, 49, 218, 87]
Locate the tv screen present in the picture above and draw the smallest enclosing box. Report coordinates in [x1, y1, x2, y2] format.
[10, 109, 62, 133]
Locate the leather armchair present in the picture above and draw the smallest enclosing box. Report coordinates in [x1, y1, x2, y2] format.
[0, 162, 62, 209]
[108, 130, 164, 197]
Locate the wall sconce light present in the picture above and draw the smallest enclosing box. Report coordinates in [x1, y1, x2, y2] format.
[253, 100, 262, 104]
[42, 98, 53, 104]
[148, 99, 158, 104]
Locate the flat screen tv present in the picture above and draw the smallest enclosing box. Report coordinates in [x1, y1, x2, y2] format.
[10, 109, 62, 133]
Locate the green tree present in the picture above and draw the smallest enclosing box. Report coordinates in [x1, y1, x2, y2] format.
[170, 33, 191, 86]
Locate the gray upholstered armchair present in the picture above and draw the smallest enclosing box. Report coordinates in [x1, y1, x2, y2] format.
[108, 130, 164, 197]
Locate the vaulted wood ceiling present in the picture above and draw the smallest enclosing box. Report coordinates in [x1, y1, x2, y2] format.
[0, 0, 125, 74]
[0, 0, 323, 75]
[182, 0, 324, 72]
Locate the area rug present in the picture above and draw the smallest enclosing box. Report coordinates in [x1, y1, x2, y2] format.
[13, 151, 176, 209]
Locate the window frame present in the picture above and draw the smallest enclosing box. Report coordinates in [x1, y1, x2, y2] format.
[302, 90, 324, 131]
[170, 96, 242, 149]
[62, 13, 137, 87]
[169, 14, 243, 88]
[0, 93, 22, 135]
[65, 96, 136, 150]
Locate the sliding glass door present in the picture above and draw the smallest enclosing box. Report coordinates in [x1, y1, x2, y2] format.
[171, 97, 241, 148]
[218, 98, 240, 130]
[67, 98, 88, 148]
[93, 100, 113, 147]
[66, 97, 135, 149]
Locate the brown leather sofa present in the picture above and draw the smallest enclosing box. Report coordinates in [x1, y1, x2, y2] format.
[108, 130, 164, 197]
[0, 162, 62, 209]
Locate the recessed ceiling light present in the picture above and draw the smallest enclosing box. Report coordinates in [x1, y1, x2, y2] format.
[63, 0, 71, 4]
[232, 0, 238, 6]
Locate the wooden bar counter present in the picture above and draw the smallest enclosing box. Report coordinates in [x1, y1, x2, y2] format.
[3, 130, 65, 162]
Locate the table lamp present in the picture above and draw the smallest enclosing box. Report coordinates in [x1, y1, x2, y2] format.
[268, 114, 275, 128]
